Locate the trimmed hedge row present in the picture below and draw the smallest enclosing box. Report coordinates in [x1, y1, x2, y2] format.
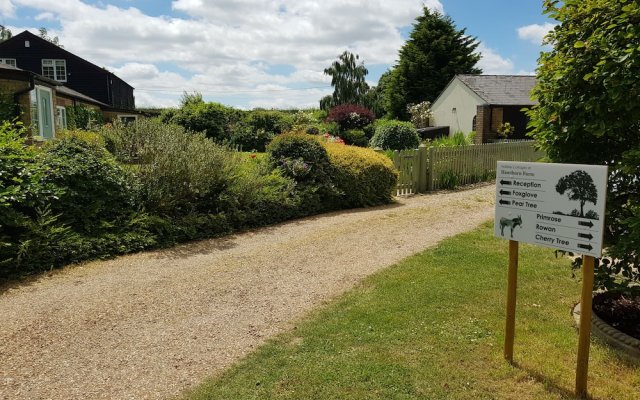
[0, 122, 397, 280]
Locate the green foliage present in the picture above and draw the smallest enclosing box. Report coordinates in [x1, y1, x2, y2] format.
[97, 119, 237, 216]
[1, 116, 407, 280]
[528, 0, 640, 290]
[364, 70, 392, 118]
[439, 170, 461, 189]
[0, 25, 12, 43]
[38, 27, 62, 47]
[227, 110, 294, 151]
[244, 110, 293, 134]
[0, 89, 16, 122]
[161, 98, 241, 142]
[228, 125, 274, 152]
[267, 132, 329, 171]
[430, 131, 474, 147]
[267, 132, 336, 214]
[497, 122, 514, 139]
[65, 105, 104, 130]
[322, 51, 370, 109]
[0, 121, 43, 270]
[384, 7, 481, 119]
[220, 157, 300, 228]
[56, 129, 106, 148]
[370, 120, 420, 150]
[324, 143, 398, 208]
[1, 126, 154, 278]
[39, 137, 140, 233]
[340, 129, 368, 147]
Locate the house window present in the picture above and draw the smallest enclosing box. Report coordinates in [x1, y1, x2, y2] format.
[56, 106, 67, 130]
[0, 58, 16, 67]
[118, 115, 138, 124]
[42, 59, 67, 82]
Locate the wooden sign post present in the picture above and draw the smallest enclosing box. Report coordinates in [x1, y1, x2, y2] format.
[494, 161, 608, 398]
[504, 240, 518, 363]
[575, 255, 595, 397]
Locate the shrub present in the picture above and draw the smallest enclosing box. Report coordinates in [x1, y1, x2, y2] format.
[97, 119, 238, 216]
[370, 120, 419, 150]
[431, 131, 473, 147]
[0, 89, 16, 122]
[326, 104, 375, 131]
[229, 124, 274, 152]
[56, 129, 106, 148]
[244, 110, 293, 134]
[267, 132, 335, 213]
[65, 105, 104, 130]
[163, 100, 241, 141]
[220, 157, 300, 227]
[291, 110, 320, 128]
[341, 129, 369, 147]
[1, 129, 155, 278]
[324, 143, 398, 208]
[407, 101, 432, 129]
[439, 170, 460, 189]
[527, 0, 640, 290]
[267, 132, 329, 172]
[0, 121, 43, 273]
[39, 137, 140, 233]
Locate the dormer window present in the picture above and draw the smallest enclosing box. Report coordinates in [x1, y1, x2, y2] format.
[42, 59, 67, 82]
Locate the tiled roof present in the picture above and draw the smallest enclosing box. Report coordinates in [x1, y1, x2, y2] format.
[0, 63, 107, 106]
[457, 75, 537, 106]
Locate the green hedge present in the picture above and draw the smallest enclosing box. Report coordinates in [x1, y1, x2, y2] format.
[1, 121, 399, 281]
[370, 120, 420, 150]
[325, 143, 398, 208]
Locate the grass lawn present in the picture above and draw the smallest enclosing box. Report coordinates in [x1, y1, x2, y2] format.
[182, 221, 639, 399]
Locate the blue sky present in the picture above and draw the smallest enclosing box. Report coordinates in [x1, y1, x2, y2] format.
[1, 0, 555, 109]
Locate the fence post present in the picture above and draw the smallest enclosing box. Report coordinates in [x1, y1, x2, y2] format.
[427, 146, 435, 191]
[417, 144, 428, 193]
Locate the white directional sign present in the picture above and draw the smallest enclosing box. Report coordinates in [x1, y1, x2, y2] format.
[494, 161, 608, 257]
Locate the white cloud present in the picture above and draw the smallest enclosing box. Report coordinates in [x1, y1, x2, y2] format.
[6, 0, 450, 107]
[517, 23, 555, 45]
[477, 43, 515, 75]
[34, 12, 56, 21]
[0, 0, 15, 17]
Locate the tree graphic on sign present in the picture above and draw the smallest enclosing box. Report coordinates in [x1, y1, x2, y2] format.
[555, 170, 597, 218]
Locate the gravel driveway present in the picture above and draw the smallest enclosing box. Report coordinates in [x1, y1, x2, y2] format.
[0, 184, 496, 399]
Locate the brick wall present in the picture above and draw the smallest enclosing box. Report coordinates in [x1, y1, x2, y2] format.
[1, 78, 30, 124]
[475, 105, 490, 144]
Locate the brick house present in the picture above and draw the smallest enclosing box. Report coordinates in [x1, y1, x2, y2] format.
[0, 63, 110, 138]
[0, 30, 135, 110]
[430, 75, 537, 143]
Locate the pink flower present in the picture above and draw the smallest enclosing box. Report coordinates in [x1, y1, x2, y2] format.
[323, 132, 330, 138]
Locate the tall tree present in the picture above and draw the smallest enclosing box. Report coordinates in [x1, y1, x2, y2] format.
[528, 0, 640, 289]
[38, 27, 63, 47]
[322, 51, 369, 109]
[0, 25, 11, 43]
[363, 70, 392, 118]
[385, 7, 481, 120]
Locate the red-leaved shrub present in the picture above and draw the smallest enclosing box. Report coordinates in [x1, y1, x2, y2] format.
[326, 104, 375, 131]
